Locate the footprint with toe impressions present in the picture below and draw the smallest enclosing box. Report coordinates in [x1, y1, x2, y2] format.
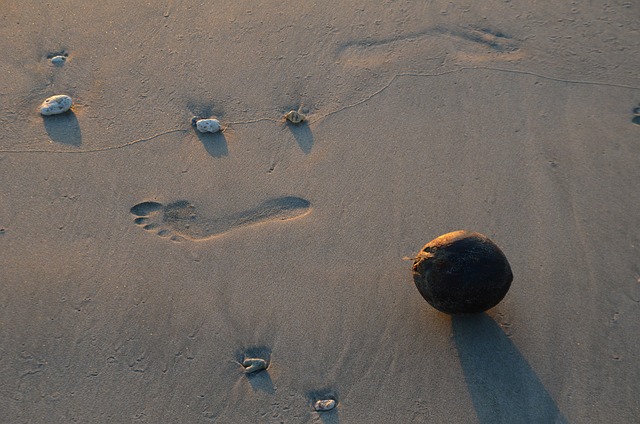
[130, 196, 311, 241]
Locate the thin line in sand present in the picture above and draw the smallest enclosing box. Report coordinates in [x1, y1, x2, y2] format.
[1, 66, 638, 155]
[0, 128, 189, 154]
[309, 66, 640, 124]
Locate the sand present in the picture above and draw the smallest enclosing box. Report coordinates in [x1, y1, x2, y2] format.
[1, 1, 639, 423]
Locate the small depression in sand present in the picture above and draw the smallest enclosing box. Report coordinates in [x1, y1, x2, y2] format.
[130, 196, 311, 241]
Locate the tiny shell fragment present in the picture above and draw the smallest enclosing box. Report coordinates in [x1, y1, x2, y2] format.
[242, 357, 267, 374]
[314, 399, 336, 412]
[40, 95, 73, 116]
[284, 110, 305, 124]
[194, 118, 222, 133]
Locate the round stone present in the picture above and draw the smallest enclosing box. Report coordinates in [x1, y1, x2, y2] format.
[39, 94, 73, 116]
[412, 230, 513, 314]
[194, 118, 221, 133]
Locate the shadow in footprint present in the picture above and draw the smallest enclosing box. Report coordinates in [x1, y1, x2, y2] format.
[130, 201, 163, 216]
[43, 112, 82, 146]
[632, 116, 640, 126]
[456, 26, 518, 53]
[453, 314, 568, 424]
[236, 346, 274, 394]
[130, 196, 311, 241]
[195, 131, 229, 158]
[286, 122, 314, 154]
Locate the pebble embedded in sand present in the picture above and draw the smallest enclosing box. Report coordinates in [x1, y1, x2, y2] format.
[193, 118, 221, 133]
[242, 357, 267, 374]
[284, 110, 305, 124]
[50, 55, 67, 65]
[314, 399, 336, 412]
[412, 230, 513, 314]
[40, 95, 73, 116]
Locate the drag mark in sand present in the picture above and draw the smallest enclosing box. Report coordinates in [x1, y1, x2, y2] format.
[0, 128, 189, 154]
[130, 196, 311, 241]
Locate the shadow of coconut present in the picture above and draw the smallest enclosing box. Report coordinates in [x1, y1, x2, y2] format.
[452, 314, 568, 424]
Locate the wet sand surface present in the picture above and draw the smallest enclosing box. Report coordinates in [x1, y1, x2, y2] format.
[1, 1, 639, 423]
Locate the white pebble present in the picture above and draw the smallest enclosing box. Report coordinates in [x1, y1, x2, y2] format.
[195, 118, 221, 133]
[51, 55, 66, 65]
[242, 357, 267, 374]
[314, 399, 336, 412]
[40, 95, 73, 116]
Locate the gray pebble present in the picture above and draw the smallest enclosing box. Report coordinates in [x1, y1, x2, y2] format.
[51, 55, 66, 66]
[40, 95, 73, 116]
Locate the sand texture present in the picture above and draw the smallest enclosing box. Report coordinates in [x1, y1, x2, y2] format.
[1, 1, 639, 423]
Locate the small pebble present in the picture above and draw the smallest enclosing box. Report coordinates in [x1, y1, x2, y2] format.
[50, 55, 67, 66]
[284, 110, 305, 124]
[40, 95, 73, 116]
[193, 118, 221, 133]
[314, 399, 336, 412]
[242, 357, 267, 374]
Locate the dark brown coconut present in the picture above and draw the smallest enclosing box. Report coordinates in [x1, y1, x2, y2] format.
[412, 231, 513, 314]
